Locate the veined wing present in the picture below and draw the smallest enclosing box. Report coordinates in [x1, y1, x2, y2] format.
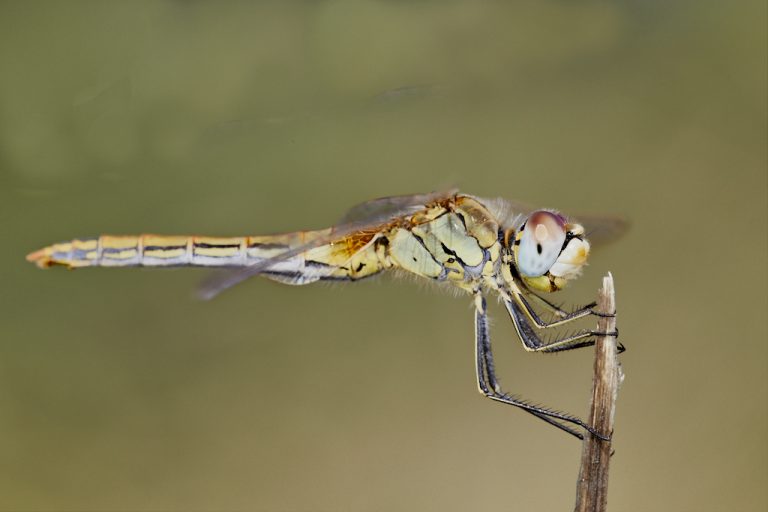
[338, 189, 458, 224]
[568, 213, 629, 247]
[197, 190, 456, 299]
[483, 197, 629, 248]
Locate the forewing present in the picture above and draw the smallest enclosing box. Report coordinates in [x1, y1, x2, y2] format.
[338, 189, 457, 224]
[573, 214, 630, 247]
[197, 190, 455, 299]
[491, 198, 629, 248]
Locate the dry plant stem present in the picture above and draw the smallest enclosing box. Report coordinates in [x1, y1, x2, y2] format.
[574, 273, 621, 512]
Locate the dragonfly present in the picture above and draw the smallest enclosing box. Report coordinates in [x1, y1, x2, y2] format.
[27, 190, 625, 440]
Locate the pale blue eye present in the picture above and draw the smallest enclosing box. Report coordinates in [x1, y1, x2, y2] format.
[516, 211, 567, 277]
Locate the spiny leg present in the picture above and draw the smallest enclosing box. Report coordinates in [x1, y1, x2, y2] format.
[513, 291, 598, 329]
[473, 294, 608, 441]
[472, 296, 580, 436]
[542, 339, 626, 354]
[512, 284, 617, 331]
[474, 293, 500, 394]
[475, 296, 595, 439]
[504, 296, 619, 354]
[523, 289, 598, 321]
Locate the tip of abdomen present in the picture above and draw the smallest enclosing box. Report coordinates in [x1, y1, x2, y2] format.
[26, 247, 53, 268]
[26, 240, 96, 269]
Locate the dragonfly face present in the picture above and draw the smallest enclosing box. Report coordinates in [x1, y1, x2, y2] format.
[504, 210, 591, 293]
[27, 191, 624, 440]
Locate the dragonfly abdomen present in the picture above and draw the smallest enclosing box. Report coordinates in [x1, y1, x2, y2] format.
[26, 235, 279, 269]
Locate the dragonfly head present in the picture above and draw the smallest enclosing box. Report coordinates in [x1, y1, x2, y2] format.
[505, 210, 591, 292]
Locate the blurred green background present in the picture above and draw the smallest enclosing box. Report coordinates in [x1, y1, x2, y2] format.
[1, 1, 765, 511]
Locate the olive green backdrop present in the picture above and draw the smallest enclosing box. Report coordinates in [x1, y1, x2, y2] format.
[1, 1, 765, 511]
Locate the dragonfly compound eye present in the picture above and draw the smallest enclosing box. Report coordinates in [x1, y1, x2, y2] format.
[516, 210, 567, 277]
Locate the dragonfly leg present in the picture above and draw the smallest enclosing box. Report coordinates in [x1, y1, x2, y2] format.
[512, 291, 607, 329]
[504, 297, 619, 354]
[474, 294, 608, 441]
[474, 293, 501, 395]
[543, 338, 627, 355]
[523, 290, 600, 321]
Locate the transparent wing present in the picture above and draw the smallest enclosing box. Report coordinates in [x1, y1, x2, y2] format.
[490, 197, 629, 247]
[197, 190, 456, 300]
[338, 189, 458, 224]
[197, 222, 377, 300]
[571, 213, 630, 247]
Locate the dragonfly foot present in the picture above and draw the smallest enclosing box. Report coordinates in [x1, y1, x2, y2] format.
[589, 329, 619, 338]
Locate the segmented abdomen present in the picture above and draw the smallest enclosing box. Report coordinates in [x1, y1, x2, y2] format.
[26, 234, 294, 268]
